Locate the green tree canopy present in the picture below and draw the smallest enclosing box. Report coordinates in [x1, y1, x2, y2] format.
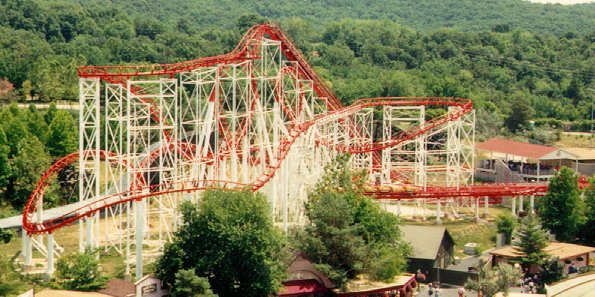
[505, 94, 533, 133]
[295, 154, 410, 288]
[540, 257, 564, 284]
[156, 190, 288, 297]
[513, 215, 549, 267]
[465, 260, 523, 297]
[539, 167, 583, 242]
[496, 214, 516, 245]
[579, 177, 595, 246]
[0, 127, 10, 191]
[46, 110, 78, 157]
[7, 136, 52, 207]
[173, 269, 218, 297]
[54, 249, 108, 291]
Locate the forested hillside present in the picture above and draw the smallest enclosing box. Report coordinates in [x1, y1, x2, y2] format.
[0, 0, 593, 137]
[81, 0, 595, 36]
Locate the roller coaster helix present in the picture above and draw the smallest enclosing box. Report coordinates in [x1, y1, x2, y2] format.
[19, 24, 549, 280]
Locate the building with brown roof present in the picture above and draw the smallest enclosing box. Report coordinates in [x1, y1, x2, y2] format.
[490, 242, 595, 275]
[98, 279, 135, 297]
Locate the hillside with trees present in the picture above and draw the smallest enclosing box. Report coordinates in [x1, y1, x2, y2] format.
[0, 0, 594, 210]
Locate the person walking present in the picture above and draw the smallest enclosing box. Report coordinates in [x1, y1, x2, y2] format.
[458, 286, 465, 297]
[434, 285, 442, 297]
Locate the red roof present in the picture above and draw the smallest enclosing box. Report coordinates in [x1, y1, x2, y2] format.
[279, 279, 329, 296]
[476, 138, 557, 159]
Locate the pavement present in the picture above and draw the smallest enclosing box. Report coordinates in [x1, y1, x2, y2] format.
[416, 283, 531, 297]
[546, 273, 595, 297]
[416, 284, 467, 297]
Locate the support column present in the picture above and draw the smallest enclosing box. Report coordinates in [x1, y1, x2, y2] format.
[530, 195, 535, 214]
[135, 200, 144, 280]
[484, 196, 489, 217]
[512, 196, 517, 216]
[474, 197, 480, 222]
[537, 160, 540, 180]
[436, 201, 442, 225]
[47, 234, 54, 275]
[85, 217, 93, 249]
[22, 232, 32, 267]
[397, 200, 402, 217]
[519, 195, 524, 212]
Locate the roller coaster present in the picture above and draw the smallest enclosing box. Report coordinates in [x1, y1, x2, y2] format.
[18, 24, 554, 280]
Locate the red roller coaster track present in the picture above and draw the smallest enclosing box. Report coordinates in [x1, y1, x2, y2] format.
[23, 24, 558, 235]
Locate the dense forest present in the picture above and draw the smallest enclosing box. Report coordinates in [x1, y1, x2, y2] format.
[0, 0, 594, 210]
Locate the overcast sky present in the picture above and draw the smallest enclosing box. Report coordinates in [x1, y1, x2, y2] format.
[528, 0, 594, 4]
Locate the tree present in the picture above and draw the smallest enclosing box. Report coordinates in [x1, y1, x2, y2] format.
[496, 214, 516, 244]
[46, 109, 78, 157]
[8, 136, 53, 207]
[465, 260, 523, 297]
[156, 190, 287, 297]
[294, 191, 367, 287]
[54, 249, 108, 291]
[44, 101, 58, 125]
[173, 269, 218, 297]
[513, 215, 548, 267]
[25, 104, 48, 143]
[580, 177, 595, 246]
[295, 154, 410, 287]
[0, 127, 10, 192]
[540, 258, 563, 284]
[236, 14, 266, 32]
[505, 94, 533, 133]
[539, 167, 583, 242]
[0, 229, 14, 243]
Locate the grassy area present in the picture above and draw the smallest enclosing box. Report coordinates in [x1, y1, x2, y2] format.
[556, 132, 595, 148]
[402, 205, 511, 258]
[1, 221, 128, 280]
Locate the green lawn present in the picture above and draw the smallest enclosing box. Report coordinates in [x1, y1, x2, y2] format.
[402, 205, 510, 258]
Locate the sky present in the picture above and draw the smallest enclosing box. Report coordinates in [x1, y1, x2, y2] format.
[528, 0, 594, 4]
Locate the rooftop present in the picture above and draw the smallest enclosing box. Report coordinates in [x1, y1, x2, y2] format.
[334, 274, 416, 295]
[476, 138, 557, 160]
[561, 147, 595, 160]
[490, 242, 595, 260]
[400, 225, 452, 260]
[98, 279, 135, 297]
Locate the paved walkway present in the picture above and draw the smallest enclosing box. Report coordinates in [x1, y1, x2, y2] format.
[416, 284, 468, 297]
[547, 273, 595, 297]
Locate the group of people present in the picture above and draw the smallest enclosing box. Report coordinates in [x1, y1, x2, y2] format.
[427, 282, 442, 296]
[519, 272, 541, 294]
[426, 282, 466, 297]
[507, 161, 555, 176]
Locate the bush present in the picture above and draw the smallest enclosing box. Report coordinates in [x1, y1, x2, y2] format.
[540, 258, 564, 284]
[54, 249, 108, 291]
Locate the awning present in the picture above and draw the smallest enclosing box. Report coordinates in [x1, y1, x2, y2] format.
[279, 279, 329, 296]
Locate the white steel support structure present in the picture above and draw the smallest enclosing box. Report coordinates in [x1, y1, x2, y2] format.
[26, 32, 480, 279]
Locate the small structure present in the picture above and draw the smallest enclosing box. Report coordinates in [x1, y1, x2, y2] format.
[542, 147, 595, 176]
[279, 253, 335, 297]
[477, 138, 595, 181]
[134, 275, 169, 297]
[490, 242, 595, 275]
[400, 225, 455, 282]
[476, 138, 558, 182]
[280, 253, 417, 297]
